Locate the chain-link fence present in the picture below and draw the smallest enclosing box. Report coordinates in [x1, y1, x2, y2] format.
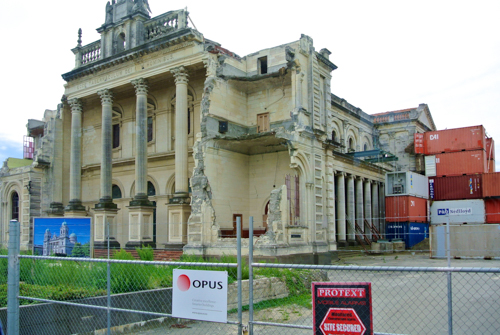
[2, 219, 500, 335]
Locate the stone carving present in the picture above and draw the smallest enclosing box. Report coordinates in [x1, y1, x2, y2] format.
[105, 2, 113, 24]
[172, 66, 189, 85]
[131, 78, 149, 95]
[97, 89, 114, 105]
[132, 0, 151, 14]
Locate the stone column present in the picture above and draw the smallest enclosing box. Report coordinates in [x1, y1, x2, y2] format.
[167, 66, 191, 246]
[130, 78, 152, 206]
[364, 180, 372, 240]
[346, 175, 355, 242]
[380, 183, 386, 235]
[65, 98, 86, 216]
[127, 78, 155, 248]
[171, 66, 190, 202]
[372, 181, 379, 235]
[336, 173, 346, 246]
[355, 177, 364, 236]
[94, 89, 119, 249]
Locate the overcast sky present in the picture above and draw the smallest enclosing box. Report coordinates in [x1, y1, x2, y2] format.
[1, 0, 499, 170]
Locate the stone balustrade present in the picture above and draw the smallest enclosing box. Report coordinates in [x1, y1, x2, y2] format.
[144, 10, 188, 42]
[80, 40, 101, 66]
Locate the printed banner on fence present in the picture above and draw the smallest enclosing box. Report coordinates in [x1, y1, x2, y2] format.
[172, 269, 228, 323]
[312, 282, 373, 335]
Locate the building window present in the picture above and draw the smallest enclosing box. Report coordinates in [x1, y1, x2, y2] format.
[332, 130, 338, 143]
[112, 108, 122, 149]
[258, 56, 268, 74]
[117, 33, 126, 53]
[147, 116, 153, 142]
[257, 112, 270, 133]
[349, 138, 355, 152]
[364, 143, 368, 151]
[11, 192, 19, 221]
[147, 181, 156, 196]
[112, 185, 122, 199]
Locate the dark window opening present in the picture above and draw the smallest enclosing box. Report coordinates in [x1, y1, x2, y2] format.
[147, 181, 156, 196]
[11, 192, 19, 221]
[258, 56, 268, 74]
[188, 108, 191, 134]
[112, 185, 122, 199]
[364, 143, 368, 151]
[112, 124, 120, 148]
[147, 116, 153, 142]
[117, 33, 126, 52]
[332, 131, 338, 143]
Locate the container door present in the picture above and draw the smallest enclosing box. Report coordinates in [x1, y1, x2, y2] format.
[425, 156, 436, 177]
[435, 226, 445, 258]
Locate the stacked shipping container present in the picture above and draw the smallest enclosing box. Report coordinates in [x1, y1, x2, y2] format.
[415, 125, 499, 224]
[385, 171, 429, 248]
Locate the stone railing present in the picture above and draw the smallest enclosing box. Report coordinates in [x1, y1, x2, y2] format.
[80, 40, 101, 66]
[144, 9, 188, 42]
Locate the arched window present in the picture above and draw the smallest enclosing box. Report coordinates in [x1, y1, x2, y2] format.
[147, 181, 156, 196]
[11, 192, 19, 221]
[349, 138, 354, 151]
[364, 143, 368, 151]
[117, 33, 126, 52]
[332, 130, 338, 143]
[112, 185, 122, 199]
[112, 107, 122, 149]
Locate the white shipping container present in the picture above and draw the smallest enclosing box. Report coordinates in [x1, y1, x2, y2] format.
[430, 199, 485, 225]
[385, 171, 429, 199]
[425, 155, 436, 177]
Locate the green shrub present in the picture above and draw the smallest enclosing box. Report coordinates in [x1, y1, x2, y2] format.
[136, 245, 154, 261]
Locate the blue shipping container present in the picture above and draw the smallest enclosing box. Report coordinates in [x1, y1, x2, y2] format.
[386, 222, 429, 249]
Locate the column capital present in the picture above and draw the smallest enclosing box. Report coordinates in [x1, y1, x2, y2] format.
[172, 66, 189, 85]
[97, 89, 114, 105]
[131, 78, 149, 95]
[68, 98, 82, 113]
[335, 171, 346, 177]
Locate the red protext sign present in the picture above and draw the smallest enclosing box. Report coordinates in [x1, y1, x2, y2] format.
[313, 282, 373, 335]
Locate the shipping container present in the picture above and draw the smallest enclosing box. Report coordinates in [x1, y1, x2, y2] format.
[414, 133, 424, 154]
[385, 171, 428, 199]
[487, 159, 495, 173]
[486, 137, 495, 161]
[385, 196, 428, 223]
[386, 222, 429, 248]
[424, 125, 486, 155]
[434, 150, 487, 176]
[483, 172, 500, 197]
[428, 175, 482, 201]
[430, 199, 485, 225]
[485, 198, 500, 223]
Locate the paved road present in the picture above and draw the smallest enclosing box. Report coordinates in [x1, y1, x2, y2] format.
[122, 252, 500, 335]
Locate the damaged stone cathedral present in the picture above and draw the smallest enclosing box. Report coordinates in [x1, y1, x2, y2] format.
[0, 0, 436, 263]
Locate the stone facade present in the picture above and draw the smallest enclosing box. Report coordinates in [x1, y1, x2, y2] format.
[0, 2, 436, 260]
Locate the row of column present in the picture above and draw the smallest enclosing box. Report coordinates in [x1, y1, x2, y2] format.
[335, 173, 382, 243]
[64, 66, 191, 245]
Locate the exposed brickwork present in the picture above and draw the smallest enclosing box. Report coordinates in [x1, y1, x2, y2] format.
[93, 249, 183, 261]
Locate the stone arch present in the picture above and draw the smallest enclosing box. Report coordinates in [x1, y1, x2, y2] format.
[2, 181, 22, 243]
[346, 128, 358, 152]
[362, 135, 372, 151]
[331, 121, 341, 143]
[129, 175, 160, 198]
[165, 173, 176, 197]
[111, 179, 125, 199]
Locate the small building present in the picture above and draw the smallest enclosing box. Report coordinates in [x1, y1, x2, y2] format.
[43, 221, 78, 256]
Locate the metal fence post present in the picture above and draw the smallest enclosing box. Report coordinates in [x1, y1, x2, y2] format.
[237, 216, 242, 335]
[107, 220, 111, 335]
[7, 219, 20, 335]
[446, 215, 453, 335]
[248, 216, 254, 335]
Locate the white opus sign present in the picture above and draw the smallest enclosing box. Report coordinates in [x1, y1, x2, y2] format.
[172, 269, 228, 323]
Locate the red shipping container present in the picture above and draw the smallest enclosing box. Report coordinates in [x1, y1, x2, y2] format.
[485, 198, 500, 223]
[435, 150, 487, 176]
[483, 172, 500, 197]
[487, 159, 496, 173]
[424, 125, 486, 155]
[486, 137, 495, 161]
[385, 196, 428, 223]
[428, 175, 482, 200]
[414, 133, 424, 154]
